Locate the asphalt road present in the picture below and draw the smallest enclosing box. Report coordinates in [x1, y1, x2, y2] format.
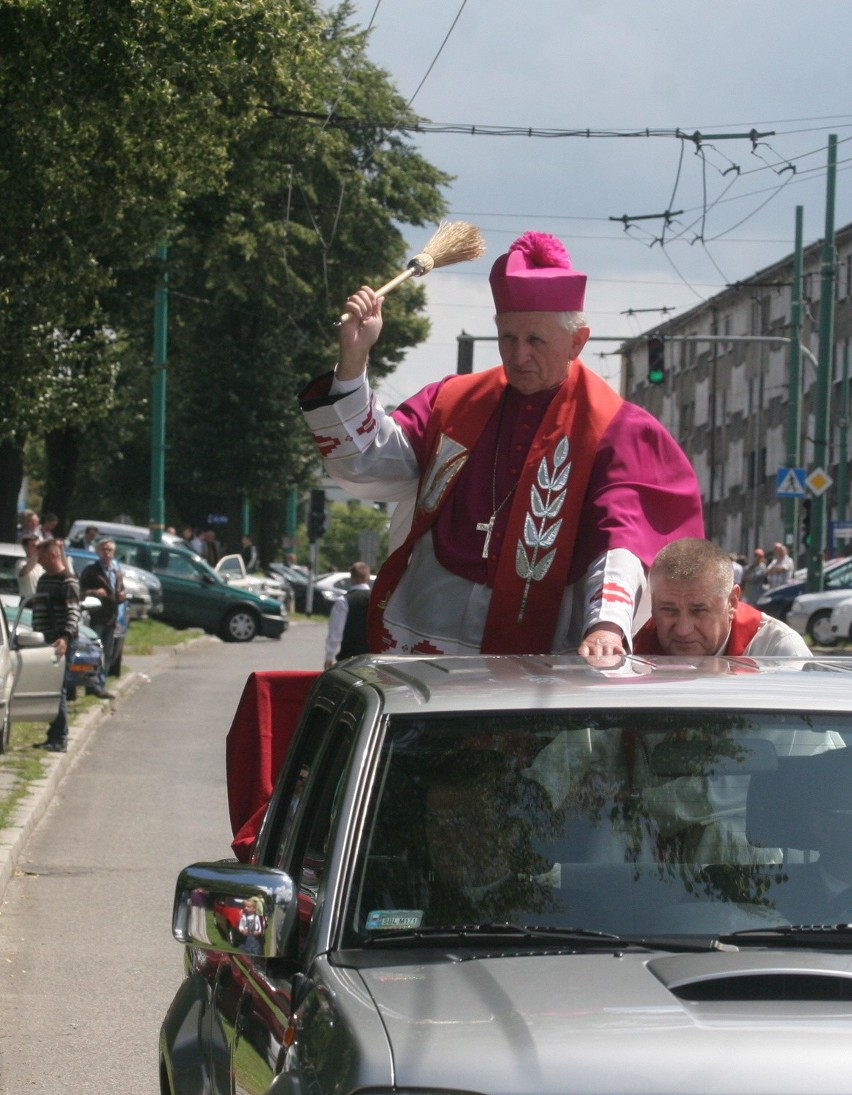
[0, 618, 326, 1094]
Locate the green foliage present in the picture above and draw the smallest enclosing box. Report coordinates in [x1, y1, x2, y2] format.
[1, 0, 449, 538]
[297, 498, 389, 572]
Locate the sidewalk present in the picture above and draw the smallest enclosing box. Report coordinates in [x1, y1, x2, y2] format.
[0, 637, 212, 902]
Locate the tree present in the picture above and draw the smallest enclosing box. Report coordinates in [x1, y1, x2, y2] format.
[317, 499, 389, 572]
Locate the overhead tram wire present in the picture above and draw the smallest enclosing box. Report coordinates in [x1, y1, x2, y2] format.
[403, 0, 471, 109]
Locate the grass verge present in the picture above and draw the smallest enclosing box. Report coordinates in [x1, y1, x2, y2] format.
[123, 617, 203, 655]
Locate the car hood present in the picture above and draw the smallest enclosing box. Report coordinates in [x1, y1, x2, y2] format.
[349, 949, 852, 1094]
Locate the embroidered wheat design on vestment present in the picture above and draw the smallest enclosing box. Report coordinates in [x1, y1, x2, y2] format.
[515, 436, 571, 622]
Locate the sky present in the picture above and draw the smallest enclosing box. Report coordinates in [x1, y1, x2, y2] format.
[320, 0, 852, 405]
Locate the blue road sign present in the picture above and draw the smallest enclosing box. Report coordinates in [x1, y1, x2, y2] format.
[776, 467, 807, 498]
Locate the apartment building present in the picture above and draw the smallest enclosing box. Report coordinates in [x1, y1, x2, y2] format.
[621, 222, 852, 562]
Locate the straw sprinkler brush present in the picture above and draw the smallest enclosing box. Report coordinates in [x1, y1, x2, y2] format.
[334, 220, 485, 326]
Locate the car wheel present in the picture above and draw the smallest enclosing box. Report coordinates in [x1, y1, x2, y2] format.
[0, 704, 9, 754]
[220, 607, 259, 643]
[808, 609, 837, 646]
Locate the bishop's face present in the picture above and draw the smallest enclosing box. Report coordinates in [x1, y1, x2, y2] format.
[495, 312, 590, 395]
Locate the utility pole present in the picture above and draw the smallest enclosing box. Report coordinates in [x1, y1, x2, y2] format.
[784, 206, 804, 553]
[839, 341, 849, 526]
[808, 135, 838, 593]
[149, 240, 168, 545]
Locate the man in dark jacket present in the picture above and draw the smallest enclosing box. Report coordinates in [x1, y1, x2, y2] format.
[323, 561, 371, 669]
[32, 539, 82, 752]
[80, 538, 125, 700]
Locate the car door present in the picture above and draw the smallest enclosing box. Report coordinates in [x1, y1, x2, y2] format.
[138, 544, 220, 631]
[5, 605, 64, 723]
[224, 691, 363, 1095]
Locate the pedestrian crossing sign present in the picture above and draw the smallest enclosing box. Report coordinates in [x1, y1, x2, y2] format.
[776, 467, 806, 498]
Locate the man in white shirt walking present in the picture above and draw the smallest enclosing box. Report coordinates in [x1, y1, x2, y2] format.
[323, 561, 372, 669]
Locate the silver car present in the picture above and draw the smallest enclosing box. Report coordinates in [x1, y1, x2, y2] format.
[0, 598, 64, 752]
[161, 654, 852, 1095]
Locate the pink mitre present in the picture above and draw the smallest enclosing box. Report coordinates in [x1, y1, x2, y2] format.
[489, 231, 587, 313]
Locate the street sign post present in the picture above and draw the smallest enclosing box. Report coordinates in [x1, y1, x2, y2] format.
[805, 467, 834, 498]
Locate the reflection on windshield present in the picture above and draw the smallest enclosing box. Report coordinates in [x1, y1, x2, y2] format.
[345, 710, 852, 942]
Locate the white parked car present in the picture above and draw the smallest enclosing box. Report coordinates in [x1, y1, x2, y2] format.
[786, 589, 852, 646]
[828, 593, 852, 644]
[0, 540, 25, 595]
[215, 554, 288, 605]
[66, 518, 183, 547]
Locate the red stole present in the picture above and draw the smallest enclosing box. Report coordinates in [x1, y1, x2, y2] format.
[369, 363, 623, 654]
[633, 601, 764, 656]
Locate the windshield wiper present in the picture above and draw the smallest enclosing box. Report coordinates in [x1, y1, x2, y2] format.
[362, 922, 635, 947]
[361, 922, 726, 953]
[718, 923, 852, 947]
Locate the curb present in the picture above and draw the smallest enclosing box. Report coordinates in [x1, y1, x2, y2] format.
[0, 635, 214, 904]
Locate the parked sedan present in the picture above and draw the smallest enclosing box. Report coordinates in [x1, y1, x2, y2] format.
[758, 555, 852, 621]
[162, 653, 852, 1095]
[311, 569, 375, 615]
[266, 563, 307, 612]
[786, 587, 852, 645]
[0, 540, 26, 595]
[110, 538, 287, 642]
[827, 593, 852, 644]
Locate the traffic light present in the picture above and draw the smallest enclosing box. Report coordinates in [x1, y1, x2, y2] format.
[647, 336, 665, 385]
[457, 333, 474, 375]
[801, 497, 812, 548]
[307, 488, 327, 541]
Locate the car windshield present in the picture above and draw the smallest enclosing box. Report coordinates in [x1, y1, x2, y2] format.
[149, 548, 219, 582]
[343, 710, 852, 945]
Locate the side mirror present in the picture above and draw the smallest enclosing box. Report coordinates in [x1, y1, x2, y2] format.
[172, 862, 298, 960]
[15, 629, 48, 649]
[82, 596, 101, 610]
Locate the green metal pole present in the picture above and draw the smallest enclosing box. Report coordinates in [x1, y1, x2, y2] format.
[242, 496, 251, 538]
[785, 206, 804, 555]
[808, 135, 837, 593]
[838, 342, 849, 526]
[150, 240, 168, 545]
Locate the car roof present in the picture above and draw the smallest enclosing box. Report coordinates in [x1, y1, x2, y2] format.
[111, 536, 197, 557]
[329, 653, 852, 717]
[792, 589, 852, 605]
[67, 520, 182, 546]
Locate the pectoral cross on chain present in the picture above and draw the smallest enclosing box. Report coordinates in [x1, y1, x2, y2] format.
[476, 514, 496, 559]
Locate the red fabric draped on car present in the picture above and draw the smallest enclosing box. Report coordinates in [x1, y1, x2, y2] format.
[226, 671, 320, 861]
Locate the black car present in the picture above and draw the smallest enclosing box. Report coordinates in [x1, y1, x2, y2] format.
[266, 563, 309, 613]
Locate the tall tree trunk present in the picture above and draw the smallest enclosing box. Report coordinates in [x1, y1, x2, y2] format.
[0, 439, 25, 541]
[257, 498, 283, 568]
[42, 426, 81, 538]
